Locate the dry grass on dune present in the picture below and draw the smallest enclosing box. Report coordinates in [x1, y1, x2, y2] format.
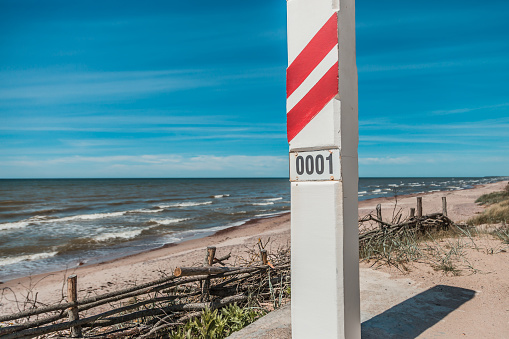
[468, 182, 509, 226]
[359, 183, 509, 275]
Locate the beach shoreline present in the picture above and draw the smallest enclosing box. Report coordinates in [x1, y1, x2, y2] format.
[62, 179, 509, 271]
[1, 179, 507, 316]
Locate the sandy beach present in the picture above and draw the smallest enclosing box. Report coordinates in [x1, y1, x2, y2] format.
[1, 180, 508, 337]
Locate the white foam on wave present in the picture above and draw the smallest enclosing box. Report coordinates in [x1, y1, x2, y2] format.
[55, 211, 127, 222]
[170, 220, 247, 241]
[372, 189, 382, 193]
[159, 201, 212, 208]
[150, 218, 189, 225]
[0, 251, 58, 267]
[93, 229, 142, 242]
[213, 194, 230, 198]
[388, 184, 400, 187]
[255, 211, 287, 218]
[0, 216, 50, 231]
[162, 235, 183, 243]
[252, 202, 274, 206]
[0, 220, 31, 231]
[358, 191, 367, 194]
[5, 208, 166, 227]
[265, 197, 283, 201]
[129, 208, 164, 214]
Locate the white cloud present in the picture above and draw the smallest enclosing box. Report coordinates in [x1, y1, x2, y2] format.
[431, 103, 509, 115]
[359, 157, 413, 165]
[0, 66, 284, 104]
[0, 70, 217, 102]
[0, 154, 289, 178]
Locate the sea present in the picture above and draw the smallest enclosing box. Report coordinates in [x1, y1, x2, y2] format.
[0, 176, 507, 281]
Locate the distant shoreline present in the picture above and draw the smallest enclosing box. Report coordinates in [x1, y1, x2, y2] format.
[0, 175, 498, 182]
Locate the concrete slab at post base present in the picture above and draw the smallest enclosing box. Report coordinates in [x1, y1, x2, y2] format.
[291, 181, 360, 338]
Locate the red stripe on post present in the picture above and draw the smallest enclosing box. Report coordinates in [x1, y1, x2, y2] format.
[286, 13, 338, 98]
[286, 62, 338, 142]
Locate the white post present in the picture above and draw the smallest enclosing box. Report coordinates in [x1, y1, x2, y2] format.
[287, 0, 360, 338]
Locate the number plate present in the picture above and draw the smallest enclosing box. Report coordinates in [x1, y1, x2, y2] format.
[289, 149, 341, 182]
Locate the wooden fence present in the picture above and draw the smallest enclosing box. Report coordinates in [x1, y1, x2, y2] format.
[0, 243, 290, 338]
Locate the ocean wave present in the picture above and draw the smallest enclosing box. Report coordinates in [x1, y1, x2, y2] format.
[107, 200, 140, 206]
[54, 211, 127, 222]
[159, 201, 212, 208]
[56, 228, 152, 255]
[128, 208, 164, 214]
[0, 220, 31, 231]
[0, 252, 58, 267]
[93, 229, 143, 242]
[252, 202, 274, 206]
[3, 208, 165, 226]
[149, 218, 189, 225]
[212, 194, 230, 198]
[169, 220, 247, 240]
[264, 197, 283, 201]
[255, 211, 287, 218]
[0, 215, 48, 231]
[0, 200, 35, 206]
[161, 235, 183, 243]
[1, 206, 88, 219]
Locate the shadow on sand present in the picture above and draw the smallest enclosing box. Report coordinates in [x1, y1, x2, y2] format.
[361, 285, 475, 338]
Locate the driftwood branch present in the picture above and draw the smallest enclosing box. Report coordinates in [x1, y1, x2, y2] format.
[175, 266, 242, 277]
[213, 253, 231, 266]
[359, 212, 455, 248]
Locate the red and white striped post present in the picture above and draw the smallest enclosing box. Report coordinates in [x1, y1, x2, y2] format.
[287, 0, 360, 338]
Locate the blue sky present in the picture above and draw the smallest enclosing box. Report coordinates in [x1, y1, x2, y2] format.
[1, 0, 508, 178]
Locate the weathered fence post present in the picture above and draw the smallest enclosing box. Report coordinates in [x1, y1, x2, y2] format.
[410, 207, 415, 218]
[417, 197, 423, 218]
[260, 249, 268, 265]
[376, 204, 383, 228]
[206, 246, 216, 266]
[201, 246, 216, 302]
[67, 274, 82, 338]
[442, 196, 448, 216]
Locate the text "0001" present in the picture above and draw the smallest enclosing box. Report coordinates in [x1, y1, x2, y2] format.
[295, 153, 333, 176]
